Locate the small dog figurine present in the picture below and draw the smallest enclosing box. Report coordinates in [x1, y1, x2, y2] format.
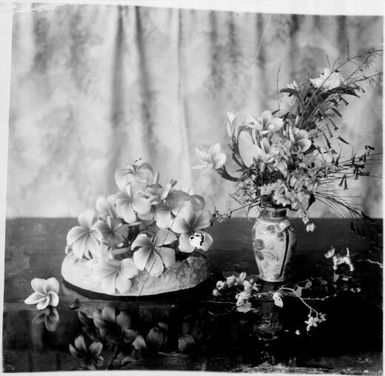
[324, 246, 354, 272]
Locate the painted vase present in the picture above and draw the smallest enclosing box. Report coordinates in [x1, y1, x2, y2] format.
[251, 207, 296, 283]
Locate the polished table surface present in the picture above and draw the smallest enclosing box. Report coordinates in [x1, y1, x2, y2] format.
[3, 218, 383, 373]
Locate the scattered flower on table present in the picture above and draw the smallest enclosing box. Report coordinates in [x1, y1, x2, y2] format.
[24, 277, 60, 310]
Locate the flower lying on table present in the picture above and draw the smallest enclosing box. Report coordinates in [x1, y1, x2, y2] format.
[195, 49, 382, 230]
[24, 277, 60, 310]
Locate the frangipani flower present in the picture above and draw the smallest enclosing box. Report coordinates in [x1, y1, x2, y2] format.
[170, 202, 213, 253]
[93, 216, 128, 249]
[95, 195, 117, 219]
[113, 185, 152, 223]
[290, 127, 312, 154]
[115, 162, 156, 191]
[94, 257, 139, 294]
[155, 190, 205, 229]
[194, 143, 227, 173]
[24, 277, 60, 310]
[66, 210, 102, 259]
[131, 229, 177, 276]
[69, 335, 103, 370]
[310, 68, 344, 90]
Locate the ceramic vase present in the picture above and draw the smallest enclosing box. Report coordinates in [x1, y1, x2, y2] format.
[251, 207, 296, 282]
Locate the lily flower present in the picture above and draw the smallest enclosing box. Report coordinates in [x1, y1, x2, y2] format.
[194, 143, 227, 173]
[238, 131, 273, 167]
[115, 162, 156, 191]
[113, 185, 152, 223]
[69, 335, 103, 370]
[248, 111, 284, 135]
[93, 216, 129, 249]
[310, 68, 343, 90]
[66, 210, 102, 259]
[93, 257, 139, 294]
[24, 277, 60, 310]
[289, 127, 312, 154]
[170, 202, 213, 253]
[131, 229, 177, 276]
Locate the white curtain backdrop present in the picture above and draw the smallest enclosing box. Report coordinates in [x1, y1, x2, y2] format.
[7, 4, 383, 218]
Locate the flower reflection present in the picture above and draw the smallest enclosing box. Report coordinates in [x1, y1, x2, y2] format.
[93, 306, 138, 343]
[69, 335, 104, 370]
[32, 307, 60, 332]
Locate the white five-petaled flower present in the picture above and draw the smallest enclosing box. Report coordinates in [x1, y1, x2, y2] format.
[310, 68, 344, 90]
[24, 277, 60, 310]
[66, 210, 102, 259]
[113, 185, 152, 223]
[170, 202, 213, 253]
[93, 216, 129, 249]
[131, 229, 177, 276]
[93, 257, 139, 294]
[114, 162, 156, 191]
[194, 143, 227, 173]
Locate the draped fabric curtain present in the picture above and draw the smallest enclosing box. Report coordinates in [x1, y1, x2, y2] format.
[7, 4, 383, 217]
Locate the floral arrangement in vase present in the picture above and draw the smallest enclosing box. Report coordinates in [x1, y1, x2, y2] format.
[195, 49, 382, 282]
[63, 162, 214, 295]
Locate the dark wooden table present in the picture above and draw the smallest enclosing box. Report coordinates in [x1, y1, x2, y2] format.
[3, 218, 383, 373]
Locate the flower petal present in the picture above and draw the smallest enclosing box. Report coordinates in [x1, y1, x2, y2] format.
[44, 277, 60, 294]
[238, 131, 259, 167]
[170, 216, 190, 234]
[101, 273, 117, 294]
[132, 197, 152, 215]
[36, 297, 50, 310]
[115, 275, 133, 294]
[145, 252, 164, 276]
[89, 342, 103, 357]
[119, 202, 137, 224]
[74, 335, 87, 352]
[178, 233, 195, 253]
[154, 229, 177, 247]
[133, 335, 147, 351]
[78, 210, 95, 229]
[24, 292, 45, 305]
[192, 210, 211, 230]
[119, 258, 139, 279]
[133, 246, 152, 271]
[156, 207, 172, 229]
[31, 278, 46, 294]
[116, 311, 132, 330]
[191, 195, 205, 211]
[157, 247, 176, 268]
[131, 234, 152, 250]
[66, 226, 88, 247]
[48, 291, 59, 307]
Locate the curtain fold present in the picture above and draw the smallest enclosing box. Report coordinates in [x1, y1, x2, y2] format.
[7, 4, 383, 217]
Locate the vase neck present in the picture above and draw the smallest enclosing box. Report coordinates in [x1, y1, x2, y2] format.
[261, 207, 287, 219]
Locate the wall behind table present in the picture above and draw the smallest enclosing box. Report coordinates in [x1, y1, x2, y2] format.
[7, 4, 383, 217]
